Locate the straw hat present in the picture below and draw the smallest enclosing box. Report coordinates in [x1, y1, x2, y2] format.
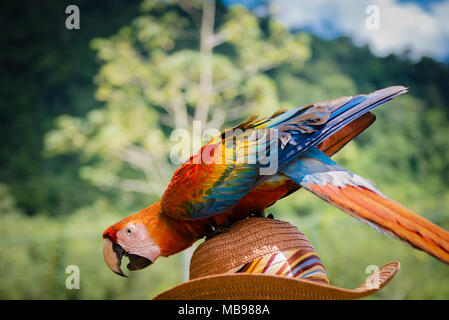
[154, 217, 400, 300]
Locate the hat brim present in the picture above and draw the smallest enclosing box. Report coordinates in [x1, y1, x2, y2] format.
[153, 262, 400, 300]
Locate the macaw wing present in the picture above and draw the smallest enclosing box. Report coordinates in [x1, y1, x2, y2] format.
[161, 86, 407, 220]
[160, 130, 270, 220]
[276, 111, 377, 202]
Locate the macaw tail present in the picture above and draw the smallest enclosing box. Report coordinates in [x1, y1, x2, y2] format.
[281, 149, 449, 265]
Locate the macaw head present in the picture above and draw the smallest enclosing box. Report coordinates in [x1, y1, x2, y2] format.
[102, 202, 163, 277]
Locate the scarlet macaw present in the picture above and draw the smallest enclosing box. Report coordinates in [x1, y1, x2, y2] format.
[102, 86, 449, 276]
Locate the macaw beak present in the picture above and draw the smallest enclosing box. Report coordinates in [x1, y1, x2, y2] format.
[103, 238, 153, 277]
[103, 238, 127, 277]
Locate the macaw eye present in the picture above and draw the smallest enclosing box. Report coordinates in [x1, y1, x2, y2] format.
[126, 228, 133, 235]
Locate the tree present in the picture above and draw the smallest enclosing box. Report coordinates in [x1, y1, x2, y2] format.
[44, 0, 311, 198]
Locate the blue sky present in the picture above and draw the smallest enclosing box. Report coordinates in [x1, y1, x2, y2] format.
[223, 0, 449, 62]
[399, 0, 445, 10]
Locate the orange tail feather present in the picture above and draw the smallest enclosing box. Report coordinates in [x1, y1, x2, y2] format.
[308, 183, 449, 265]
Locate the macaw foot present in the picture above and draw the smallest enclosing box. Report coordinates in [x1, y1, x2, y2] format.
[251, 211, 274, 219]
[205, 219, 233, 240]
[251, 210, 266, 218]
[205, 213, 274, 240]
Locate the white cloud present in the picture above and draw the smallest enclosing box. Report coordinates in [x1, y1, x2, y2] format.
[269, 0, 449, 61]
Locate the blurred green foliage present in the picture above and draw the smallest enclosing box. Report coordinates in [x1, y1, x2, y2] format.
[1, 0, 449, 299]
